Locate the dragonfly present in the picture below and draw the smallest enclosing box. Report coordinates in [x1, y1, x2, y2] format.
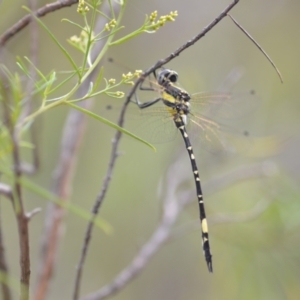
[128, 67, 256, 273]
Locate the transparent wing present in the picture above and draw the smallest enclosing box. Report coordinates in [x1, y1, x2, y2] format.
[104, 64, 259, 152]
[186, 91, 259, 154]
[126, 88, 259, 152]
[126, 101, 178, 144]
[190, 90, 258, 120]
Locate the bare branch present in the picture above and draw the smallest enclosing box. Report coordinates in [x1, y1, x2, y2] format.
[78, 2, 246, 299]
[0, 0, 78, 47]
[2, 80, 30, 300]
[126, 0, 240, 104]
[227, 13, 283, 83]
[34, 2, 120, 300]
[72, 3, 122, 298]
[34, 80, 91, 300]
[25, 207, 42, 221]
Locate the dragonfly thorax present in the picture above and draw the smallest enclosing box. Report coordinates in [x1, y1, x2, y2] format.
[158, 69, 191, 103]
[162, 97, 191, 125]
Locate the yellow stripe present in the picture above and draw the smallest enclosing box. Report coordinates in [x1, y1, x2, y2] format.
[202, 219, 208, 233]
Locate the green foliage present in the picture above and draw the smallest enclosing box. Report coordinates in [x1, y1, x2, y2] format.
[17, 0, 178, 144]
[0, 0, 176, 219]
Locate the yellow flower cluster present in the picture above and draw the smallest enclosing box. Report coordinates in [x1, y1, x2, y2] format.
[122, 70, 143, 85]
[69, 27, 91, 51]
[115, 91, 125, 98]
[148, 10, 178, 31]
[77, 0, 89, 14]
[105, 19, 117, 32]
[108, 78, 116, 85]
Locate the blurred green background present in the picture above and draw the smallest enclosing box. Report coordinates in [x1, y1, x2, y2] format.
[1, 0, 300, 299]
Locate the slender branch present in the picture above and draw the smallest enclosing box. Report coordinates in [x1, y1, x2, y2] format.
[126, 0, 240, 104]
[12, 127, 30, 300]
[73, 133, 121, 300]
[34, 104, 91, 300]
[76, 1, 241, 299]
[227, 13, 283, 83]
[2, 77, 30, 300]
[34, 2, 120, 300]
[0, 0, 78, 47]
[72, 2, 122, 297]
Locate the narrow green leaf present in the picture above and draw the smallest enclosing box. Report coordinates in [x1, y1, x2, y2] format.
[66, 102, 156, 151]
[61, 18, 86, 32]
[91, 66, 104, 93]
[22, 6, 81, 78]
[19, 176, 113, 234]
[24, 56, 47, 82]
[48, 71, 77, 95]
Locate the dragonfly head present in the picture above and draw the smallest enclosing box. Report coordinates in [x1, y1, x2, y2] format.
[157, 69, 178, 85]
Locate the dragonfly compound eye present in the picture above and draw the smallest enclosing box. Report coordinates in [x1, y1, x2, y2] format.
[157, 69, 178, 85]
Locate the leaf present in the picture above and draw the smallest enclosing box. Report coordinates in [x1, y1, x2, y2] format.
[19, 176, 113, 234]
[22, 6, 81, 78]
[66, 102, 156, 151]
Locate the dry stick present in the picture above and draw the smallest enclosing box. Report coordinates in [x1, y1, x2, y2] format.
[126, 0, 240, 104]
[72, 2, 121, 298]
[34, 2, 120, 300]
[77, 1, 240, 300]
[227, 13, 283, 83]
[81, 3, 283, 299]
[12, 131, 30, 300]
[73, 134, 120, 300]
[2, 80, 30, 300]
[0, 0, 78, 47]
[34, 106, 90, 300]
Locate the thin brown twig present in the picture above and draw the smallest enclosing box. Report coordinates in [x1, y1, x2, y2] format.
[2, 77, 30, 300]
[72, 2, 122, 298]
[125, 0, 240, 105]
[0, 0, 78, 47]
[12, 125, 30, 300]
[34, 2, 120, 300]
[34, 106, 89, 300]
[227, 13, 283, 83]
[77, 2, 241, 299]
